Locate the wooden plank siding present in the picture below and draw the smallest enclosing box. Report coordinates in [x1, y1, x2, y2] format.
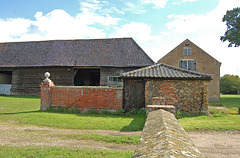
[123, 79, 145, 112]
[11, 67, 73, 95]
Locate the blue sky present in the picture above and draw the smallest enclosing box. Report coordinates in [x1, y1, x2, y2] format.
[0, 0, 240, 76]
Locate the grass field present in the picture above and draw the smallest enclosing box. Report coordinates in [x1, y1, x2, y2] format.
[0, 95, 239, 157]
[1, 95, 239, 132]
[0, 96, 146, 131]
[0, 146, 133, 158]
[209, 94, 240, 109]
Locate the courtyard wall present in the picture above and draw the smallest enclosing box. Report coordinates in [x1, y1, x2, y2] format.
[41, 80, 123, 112]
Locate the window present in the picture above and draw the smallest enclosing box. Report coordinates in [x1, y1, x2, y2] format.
[184, 47, 192, 56]
[108, 76, 122, 82]
[179, 59, 196, 71]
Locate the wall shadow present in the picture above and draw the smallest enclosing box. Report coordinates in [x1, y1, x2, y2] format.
[120, 115, 146, 132]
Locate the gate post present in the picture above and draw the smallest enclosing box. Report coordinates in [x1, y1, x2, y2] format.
[40, 72, 55, 111]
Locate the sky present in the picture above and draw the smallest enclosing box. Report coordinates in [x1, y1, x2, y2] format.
[0, 0, 240, 77]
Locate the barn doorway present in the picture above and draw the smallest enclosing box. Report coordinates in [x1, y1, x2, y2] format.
[0, 71, 12, 84]
[123, 79, 145, 112]
[0, 71, 12, 95]
[74, 69, 100, 86]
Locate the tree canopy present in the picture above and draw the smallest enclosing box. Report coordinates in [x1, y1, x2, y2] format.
[220, 7, 240, 47]
[220, 74, 240, 94]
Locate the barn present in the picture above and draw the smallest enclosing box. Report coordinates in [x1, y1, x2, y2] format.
[0, 38, 154, 95]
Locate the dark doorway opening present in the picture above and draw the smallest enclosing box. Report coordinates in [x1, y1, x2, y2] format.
[0, 71, 12, 84]
[74, 69, 100, 86]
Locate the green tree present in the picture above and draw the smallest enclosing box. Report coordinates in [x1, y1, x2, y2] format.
[220, 74, 240, 94]
[220, 7, 240, 47]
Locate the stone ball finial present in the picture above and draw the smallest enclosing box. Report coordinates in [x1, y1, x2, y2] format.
[43, 72, 51, 82]
[45, 72, 50, 78]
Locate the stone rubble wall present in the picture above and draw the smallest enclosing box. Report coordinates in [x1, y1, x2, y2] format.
[145, 80, 209, 113]
[134, 109, 204, 158]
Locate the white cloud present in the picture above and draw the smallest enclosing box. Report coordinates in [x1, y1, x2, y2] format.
[172, 0, 197, 5]
[155, 0, 240, 76]
[123, 2, 146, 14]
[110, 21, 162, 43]
[0, 9, 108, 42]
[183, 0, 197, 2]
[78, 0, 121, 26]
[0, 0, 123, 42]
[143, 0, 169, 8]
[0, 18, 32, 41]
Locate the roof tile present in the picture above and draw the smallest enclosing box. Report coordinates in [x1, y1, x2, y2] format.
[0, 38, 154, 67]
[122, 63, 212, 80]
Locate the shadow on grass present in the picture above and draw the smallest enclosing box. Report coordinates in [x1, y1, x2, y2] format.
[0, 110, 41, 115]
[176, 110, 208, 119]
[120, 115, 146, 132]
[0, 95, 40, 99]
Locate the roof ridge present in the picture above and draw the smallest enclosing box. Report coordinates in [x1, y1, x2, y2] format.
[0, 37, 134, 44]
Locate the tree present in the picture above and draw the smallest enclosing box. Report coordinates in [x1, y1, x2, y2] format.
[220, 7, 240, 47]
[220, 74, 240, 94]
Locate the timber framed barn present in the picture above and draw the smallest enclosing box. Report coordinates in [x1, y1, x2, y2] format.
[0, 38, 154, 95]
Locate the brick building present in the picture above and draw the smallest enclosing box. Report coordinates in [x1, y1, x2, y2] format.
[158, 39, 221, 102]
[122, 63, 212, 113]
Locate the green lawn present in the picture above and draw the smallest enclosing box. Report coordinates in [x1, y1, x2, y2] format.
[0, 95, 140, 158]
[0, 96, 145, 131]
[178, 94, 240, 131]
[179, 114, 240, 131]
[59, 133, 140, 145]
[0, 146, 133, 158]
[1, 95, 239, 132]
[0, 95, 240, 157]
[209, 94, 240, 109]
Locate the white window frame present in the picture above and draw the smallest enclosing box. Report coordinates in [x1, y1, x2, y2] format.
[108, 76, 122, 82]
[183, 47, 192, 56]
[179, 59, 196, 71]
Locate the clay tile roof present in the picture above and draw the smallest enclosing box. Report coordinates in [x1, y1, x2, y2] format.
[122, 63, 212, 80]
[0, 38, 154, 67]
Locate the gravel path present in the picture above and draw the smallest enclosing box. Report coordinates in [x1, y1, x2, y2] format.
[0, 121, 140, 151]
[188, 131, 240, 158]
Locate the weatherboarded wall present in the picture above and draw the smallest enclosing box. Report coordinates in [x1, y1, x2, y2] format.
[145, 79, 209, 113]
[12, 67, 73, 95]
[100, 67, 138, 87]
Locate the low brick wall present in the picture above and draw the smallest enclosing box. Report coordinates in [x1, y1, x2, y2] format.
[41, 81, 123, 112]
[134, 109, 203, 157]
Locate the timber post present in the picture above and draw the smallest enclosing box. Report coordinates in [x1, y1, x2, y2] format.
[40, 72, 55, 111]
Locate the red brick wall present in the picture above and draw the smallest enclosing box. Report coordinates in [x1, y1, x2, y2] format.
[50, 86, 123, 112]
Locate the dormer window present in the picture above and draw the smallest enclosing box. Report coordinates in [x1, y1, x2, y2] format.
[184, 47, 192, 56]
